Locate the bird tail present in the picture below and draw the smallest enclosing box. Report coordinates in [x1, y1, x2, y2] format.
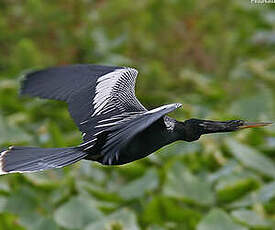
[0, 146, 87, 175]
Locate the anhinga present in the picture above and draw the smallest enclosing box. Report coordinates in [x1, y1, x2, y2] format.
[0, 64, 272, 175]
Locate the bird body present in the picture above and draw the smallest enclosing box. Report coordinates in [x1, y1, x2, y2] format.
[0, 64, 271, 175]
[90, 115, 179, 165]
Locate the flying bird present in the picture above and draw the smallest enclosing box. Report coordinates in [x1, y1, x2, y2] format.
[0, 64, 272, 175]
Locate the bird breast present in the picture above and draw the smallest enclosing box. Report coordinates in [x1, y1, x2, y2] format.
[111, 117, 176, 165]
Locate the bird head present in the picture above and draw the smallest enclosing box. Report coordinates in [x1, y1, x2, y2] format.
[177, 118, 272, 142]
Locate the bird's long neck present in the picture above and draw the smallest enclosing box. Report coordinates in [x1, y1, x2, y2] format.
[173, 120, 202, 142]
[174, 119, 238, 142]
[174, 118, 271, 142]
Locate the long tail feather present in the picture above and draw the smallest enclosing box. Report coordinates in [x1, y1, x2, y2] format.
[0, 146, 87, 175]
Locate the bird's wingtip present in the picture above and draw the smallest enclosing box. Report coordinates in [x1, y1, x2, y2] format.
[0, 149, 10, 175]
[19, 68, 44, 94]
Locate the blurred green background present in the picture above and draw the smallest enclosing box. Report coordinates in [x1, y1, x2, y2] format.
[0, 0, 275, 230]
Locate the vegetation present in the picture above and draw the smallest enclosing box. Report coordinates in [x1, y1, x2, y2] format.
[0, 0, 274, 229]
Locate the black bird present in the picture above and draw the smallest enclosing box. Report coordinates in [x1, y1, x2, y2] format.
[0, 64, 271, 175]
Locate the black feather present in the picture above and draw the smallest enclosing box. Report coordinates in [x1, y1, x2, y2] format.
[21, 64, 120, 102]
[0, 147, 87, 174]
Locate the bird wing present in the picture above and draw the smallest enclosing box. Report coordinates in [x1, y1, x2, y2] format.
[80, 103, 182, 165]
[67, 66, 147, 135]
[21, 64, 120, 102]
[21, 64, 146, 120]
[21, 64, 147, 139]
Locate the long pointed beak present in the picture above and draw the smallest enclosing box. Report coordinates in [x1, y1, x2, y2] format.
[238, 121, 273, 129]
[199, 119, 273, 135]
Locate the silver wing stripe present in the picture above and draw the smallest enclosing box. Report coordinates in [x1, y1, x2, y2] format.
[98, 112, 143, 123]
[83, 145, 95, 151]
[80, 67, 147, 150]
[97, 116, 122, 123]
[92, 69, 125, 116]
[102, 107, 116, 114]
[92, 68, 145, 116]
[145, 103, 182, 114]
[95, 121, 122, 128]
[95, 113, 142, 128]
[78, 138, 97, 147]
[80, 120, 89, 125]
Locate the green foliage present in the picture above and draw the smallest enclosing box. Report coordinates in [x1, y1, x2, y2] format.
[0, 0, 274, 229]
[163, 162, 215, 206]
[197, 209, 248, 230]
[231, 209, 272, 229]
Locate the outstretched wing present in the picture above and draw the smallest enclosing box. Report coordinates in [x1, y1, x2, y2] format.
[21, 64, 147, 139]
[67, 66, 147, 141]
[21, 64, 119, 102]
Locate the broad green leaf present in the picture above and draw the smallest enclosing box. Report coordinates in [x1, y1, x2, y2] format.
[29, 218, 60, 230]
[119, 169, 158, 200]
[142, 196, 201, 227]
[5, 187, 38, 216]
[231, 209, 271, 228]
[163, 162, 214, 206]
[75, 181, 119, 211]
[208, 160, 240, 183]
[54, 196, 103, 229]
[215, 171, 259, 203]
[197, 209, 247, 230]
[230, 181, 275, 208]
[259, 181, 275, 204]
[85, 208, 139, 230]
[18, 213, 44, 230]
[4, 188, 48, 230]
[225, 139, 275, 179]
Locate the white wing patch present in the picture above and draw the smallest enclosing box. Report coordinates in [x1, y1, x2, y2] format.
[80, 67, 147, 151]
[95, 111, 143, 128]
[145, 103, 182, 114]
[92, 68, 141, 116]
